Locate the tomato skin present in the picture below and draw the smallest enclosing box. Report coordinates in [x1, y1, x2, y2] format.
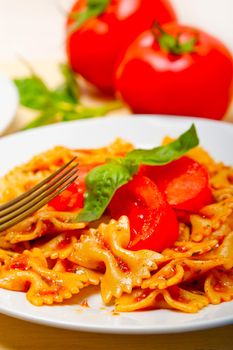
[115, 23, 233, 119]
[66, 0, 176, 93]
[48, 181, 84, 212]
[139, 156, 213, 213]
[109, 175, 179, 252]
[48, 164, 98, 212]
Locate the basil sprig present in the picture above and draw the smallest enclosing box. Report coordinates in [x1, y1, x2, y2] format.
[77, 160, 138, 222]
[14, 63, 122, 130]
[77, 124, 199, 222]
[125, 124, 198, 165]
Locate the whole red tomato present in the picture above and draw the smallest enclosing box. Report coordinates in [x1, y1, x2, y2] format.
[66, 0, 176, 93]
[114, 23, 233, 119]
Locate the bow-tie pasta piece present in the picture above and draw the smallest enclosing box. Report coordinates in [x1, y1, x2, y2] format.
[69, 216, 162, 304]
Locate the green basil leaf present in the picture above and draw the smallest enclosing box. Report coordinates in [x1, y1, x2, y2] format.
[77, 161, 137, 222]
[15, 64, 79, 111]
[51, 64, 80, 105]
[14, 76, 51, 110]
[125, 124, 199, 165]
[52, 86, 76, 106]
[76, 125, 199, 223]
[60, 63, 80, 102]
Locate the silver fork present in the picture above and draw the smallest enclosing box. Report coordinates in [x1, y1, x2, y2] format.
[0, 157, 78, 233]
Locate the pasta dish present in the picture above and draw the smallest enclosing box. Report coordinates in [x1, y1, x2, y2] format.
[0, 126, 232, 314]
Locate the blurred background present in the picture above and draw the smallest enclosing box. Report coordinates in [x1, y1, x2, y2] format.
[0, 0, 232, 60]
[0, 0, 233, 133]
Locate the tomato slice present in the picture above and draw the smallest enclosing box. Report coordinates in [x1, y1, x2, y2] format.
[139, 156, 213, 213]
[48, 163, 98, 212]
[109, 175, 179, 252]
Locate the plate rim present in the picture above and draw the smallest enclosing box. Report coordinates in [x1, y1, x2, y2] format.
[0, 298, 233, 334]
[0, 114, 233, 142]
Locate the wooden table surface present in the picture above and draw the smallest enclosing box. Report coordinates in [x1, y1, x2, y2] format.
[0, 312, 232, 350]
[0, 61, 232, 350]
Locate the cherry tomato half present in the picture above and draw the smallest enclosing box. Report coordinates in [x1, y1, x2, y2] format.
[48, 163, 98, 211]
[109, 175, 179, 252]
[139, 156, 213, 213]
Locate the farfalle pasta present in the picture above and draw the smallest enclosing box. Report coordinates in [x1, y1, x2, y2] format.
[0, 136, 232, 314]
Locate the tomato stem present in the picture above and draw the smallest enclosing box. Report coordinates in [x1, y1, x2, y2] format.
[152, 22, 197, 55]
[68, 0, 110, 33]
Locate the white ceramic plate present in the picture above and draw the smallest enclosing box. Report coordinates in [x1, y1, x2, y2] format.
[0, 73, 18, 135]
[0, 116, 232, 334]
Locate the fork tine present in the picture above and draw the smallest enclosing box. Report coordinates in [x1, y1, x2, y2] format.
[0, 167, 78, 225]
[0, 174, 79, 233]
[0, 156, 77, 212]
[0, 160, 78, 218]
